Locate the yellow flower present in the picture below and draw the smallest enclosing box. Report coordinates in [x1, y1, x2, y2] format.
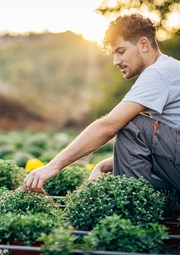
[86, 164, 95, 173]
[25, 158, 45, 172]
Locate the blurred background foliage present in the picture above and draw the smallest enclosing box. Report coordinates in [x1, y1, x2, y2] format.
[0, 0, 179, 131]
[97, 0, 180, 40]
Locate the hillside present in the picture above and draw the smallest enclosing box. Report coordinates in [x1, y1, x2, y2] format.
[0, 94, 52, 130]
[0, 32, 111, 130]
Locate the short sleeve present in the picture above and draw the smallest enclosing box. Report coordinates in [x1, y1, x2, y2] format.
[122, 68, 169, 113]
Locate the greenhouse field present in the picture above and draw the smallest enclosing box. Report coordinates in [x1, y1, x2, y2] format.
[0, 129, 179, 255]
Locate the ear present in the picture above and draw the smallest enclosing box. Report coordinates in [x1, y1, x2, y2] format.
[138, 37, 149, 52]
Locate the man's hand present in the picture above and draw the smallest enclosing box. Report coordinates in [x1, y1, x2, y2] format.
[23, 164, 59, 193]
[88, 156, 113, 181]
[88, 165, 103, 180]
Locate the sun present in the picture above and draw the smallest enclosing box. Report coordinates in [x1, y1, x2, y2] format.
[82, 19, 108, 42]
[71, 12, 109, 43]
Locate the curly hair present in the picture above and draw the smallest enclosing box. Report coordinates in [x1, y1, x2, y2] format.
[103, 13, 158, 52]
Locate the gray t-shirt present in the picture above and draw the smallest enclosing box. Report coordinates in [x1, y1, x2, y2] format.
[122, 54, 180, 129]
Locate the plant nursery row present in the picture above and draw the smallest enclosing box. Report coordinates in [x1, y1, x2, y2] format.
[0, 129, 179, 254]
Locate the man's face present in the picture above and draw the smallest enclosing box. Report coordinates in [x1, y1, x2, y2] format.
[111, 35, 145, 79]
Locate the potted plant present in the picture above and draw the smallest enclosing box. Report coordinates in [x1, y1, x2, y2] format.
[84, 214, 168, 253]
[0, 186, 7, 196]
[39, 215, 169, 254]
[65, 174, 165, 230]
[40, 226, 76, 255]
[44, 165, 89, 196]
[0, 189, 68, 255]
[13, 151, 34, 168]
[0, 159, 25, 190]
[0, 145, 15, 159]
[0, 212, 66, 245]
[0, 189, 59, 214]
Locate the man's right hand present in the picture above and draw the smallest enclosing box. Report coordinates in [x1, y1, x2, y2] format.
[23, 164, 59, 193]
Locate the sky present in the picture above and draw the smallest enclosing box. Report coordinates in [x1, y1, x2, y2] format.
[0, 0, 109, 41]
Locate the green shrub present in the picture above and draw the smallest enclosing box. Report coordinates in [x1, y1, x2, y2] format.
[25, 133, 49, 149]
[52, 133, 73, 150]
[0, 159, 25, 189]
[0, 189, 59, 214]
[44, 165, 89, 196]
[0, 213, 15, 244]
[40, 226, 75, 255]
[8, 131, 26, 149]
[84, 214, 168, 253]
[0, 211, 66, 245]
[0, 145, 15, 159]
[24, 145, 44, 157]
[13, 151, 33, 167]
[0, 186, 8, 196]
[39, 150, 57, 163]
[65, 174, 165, 230]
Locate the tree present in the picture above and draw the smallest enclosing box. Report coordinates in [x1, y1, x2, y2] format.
[97, 0, 180, 41]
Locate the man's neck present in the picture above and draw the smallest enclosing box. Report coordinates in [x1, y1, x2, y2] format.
[144, 49, 162, 68]
[153, 50, 162, 63]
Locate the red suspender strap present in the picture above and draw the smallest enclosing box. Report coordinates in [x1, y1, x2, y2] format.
[152, 121, 158, 142]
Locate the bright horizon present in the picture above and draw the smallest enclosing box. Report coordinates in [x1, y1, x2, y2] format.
[0, 0, 109, 42]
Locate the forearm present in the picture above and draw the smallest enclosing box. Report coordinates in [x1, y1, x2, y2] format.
[48, 118, 116, 171]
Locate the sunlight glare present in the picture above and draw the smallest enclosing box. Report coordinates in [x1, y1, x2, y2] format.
[0, 0, 107, 42]
[156, 28, 171, 41]
[107, 0, 118, 8]
[153, 0, 164, 6]
[81, 15, 109, 42]
[165, 12, 180, 30]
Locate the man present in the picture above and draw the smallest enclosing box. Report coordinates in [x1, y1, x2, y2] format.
[24, 13, 180, 194]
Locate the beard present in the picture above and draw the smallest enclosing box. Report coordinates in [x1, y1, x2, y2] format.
[122, 51, 145, 80]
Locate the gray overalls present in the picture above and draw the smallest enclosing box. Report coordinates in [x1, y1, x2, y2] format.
[114, 114, 180, 192]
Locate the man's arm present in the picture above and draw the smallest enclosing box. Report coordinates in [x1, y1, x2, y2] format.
[23, 101, 145, 192]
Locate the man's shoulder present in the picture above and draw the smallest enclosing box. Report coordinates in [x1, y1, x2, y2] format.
[144, 54, 180, 78]
[151, 54, 180, 68]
